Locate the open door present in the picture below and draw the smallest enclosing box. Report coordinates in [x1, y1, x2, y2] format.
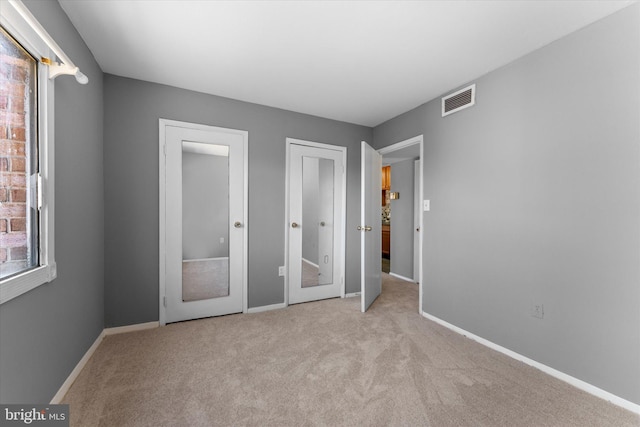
[360, 141, 382, 312]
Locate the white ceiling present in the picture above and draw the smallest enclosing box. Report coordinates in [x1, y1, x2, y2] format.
[59, 0, 634, 127]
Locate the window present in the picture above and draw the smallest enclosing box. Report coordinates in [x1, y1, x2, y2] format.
[0, 26, 38, 281]
[0, 0, 60, 304]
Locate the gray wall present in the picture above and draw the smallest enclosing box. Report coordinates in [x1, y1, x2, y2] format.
[104, 75, 371, 326]
[0, 0, 104, 403]
[374, 5, 640, 405]
[389, 159, 414, 279]
[182, 152, 229, 259]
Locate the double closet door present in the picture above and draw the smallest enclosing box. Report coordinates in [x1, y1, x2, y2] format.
[287, 140, 346, 305]
[160, 120, 247, 324]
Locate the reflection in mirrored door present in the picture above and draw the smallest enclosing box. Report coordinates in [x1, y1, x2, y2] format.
[288, 140, 346, 305]
[182, 142, 230, 301]
[301, 157, 334, 287]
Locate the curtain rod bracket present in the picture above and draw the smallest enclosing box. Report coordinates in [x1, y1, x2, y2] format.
[8, 0, 89, 85]
[41, 56, 88, 84]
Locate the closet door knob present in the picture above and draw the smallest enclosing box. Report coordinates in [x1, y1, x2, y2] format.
[291, 222, 299, 228]
[234, 221, 243, 228]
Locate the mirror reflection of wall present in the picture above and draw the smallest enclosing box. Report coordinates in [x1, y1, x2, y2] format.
[301, 156, 335, 287]
[181, 142, 230, 302]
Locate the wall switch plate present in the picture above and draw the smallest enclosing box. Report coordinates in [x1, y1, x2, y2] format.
[423, 200, 430, 211]
[219, 237, 224, 244]
[278, 266, 285, 277]
[532, 304, 544, 319]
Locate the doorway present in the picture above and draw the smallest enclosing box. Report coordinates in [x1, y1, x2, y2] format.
[365, 135, 423, 313]
[286, 138, 346, 305]
[159, 119, 248, 324]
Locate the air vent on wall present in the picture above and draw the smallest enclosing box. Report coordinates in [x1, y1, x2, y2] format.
[442, 84, 476, 117]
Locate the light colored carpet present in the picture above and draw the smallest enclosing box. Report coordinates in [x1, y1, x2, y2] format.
[63, 274, 639, 426]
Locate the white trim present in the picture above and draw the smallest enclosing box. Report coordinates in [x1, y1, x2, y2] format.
[183, 257, 229, 263]
[288, 137, 348, 154]
[377, 135, 424, 314]
[421, 311, 640, 415]
[413, 159, 420, 282]
[158, 119, 249, 325]
[378, 135, 423, 155]
[158, 120, 168, 325]
[247, 302, 287, 314]
[283, 138, 291, 307]
[103, 321, 159, 336]
[389, 272, 415, 283]
[284, 138, 347, 305]
[50, 330, 105, 404]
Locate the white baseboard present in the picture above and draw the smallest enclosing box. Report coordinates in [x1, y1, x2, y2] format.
[104, 321, 159, 335]
[247, 302, 286, 313]
[344, 292, 360, 298]
[389, 272, 416, 283]
[421, 311, 640, 415]
[50, 330, 105, 404]
[50, 321, 159, 403]
[302, 258, 319, 268]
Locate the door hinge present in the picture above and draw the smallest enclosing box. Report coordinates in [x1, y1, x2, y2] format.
[163, 144, 167, 156]
[163, 296, 167, 307]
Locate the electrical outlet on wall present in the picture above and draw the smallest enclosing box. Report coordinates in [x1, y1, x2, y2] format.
[531, 304, 544, 319]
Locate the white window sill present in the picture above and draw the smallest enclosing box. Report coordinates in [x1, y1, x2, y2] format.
[0, 263, 57, 304]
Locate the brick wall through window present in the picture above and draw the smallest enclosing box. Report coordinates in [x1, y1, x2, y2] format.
[0, 28, 36, 279]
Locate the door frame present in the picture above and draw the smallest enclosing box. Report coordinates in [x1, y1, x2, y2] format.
[413, 159, 420, 283]
[377, 135, 424, 314]
[158, 118, 249, 326]
[284, 137, 347, 306]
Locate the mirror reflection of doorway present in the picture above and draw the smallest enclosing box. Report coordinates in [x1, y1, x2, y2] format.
[286, 139, 346, 305]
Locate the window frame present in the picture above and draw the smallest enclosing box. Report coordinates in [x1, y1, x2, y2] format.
[0, 0, 56, 304]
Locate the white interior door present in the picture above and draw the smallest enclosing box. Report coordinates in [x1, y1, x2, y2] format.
[361, 141, 382, 312]
[288, 142, 345, 304]
[161, 121, 247, 324]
